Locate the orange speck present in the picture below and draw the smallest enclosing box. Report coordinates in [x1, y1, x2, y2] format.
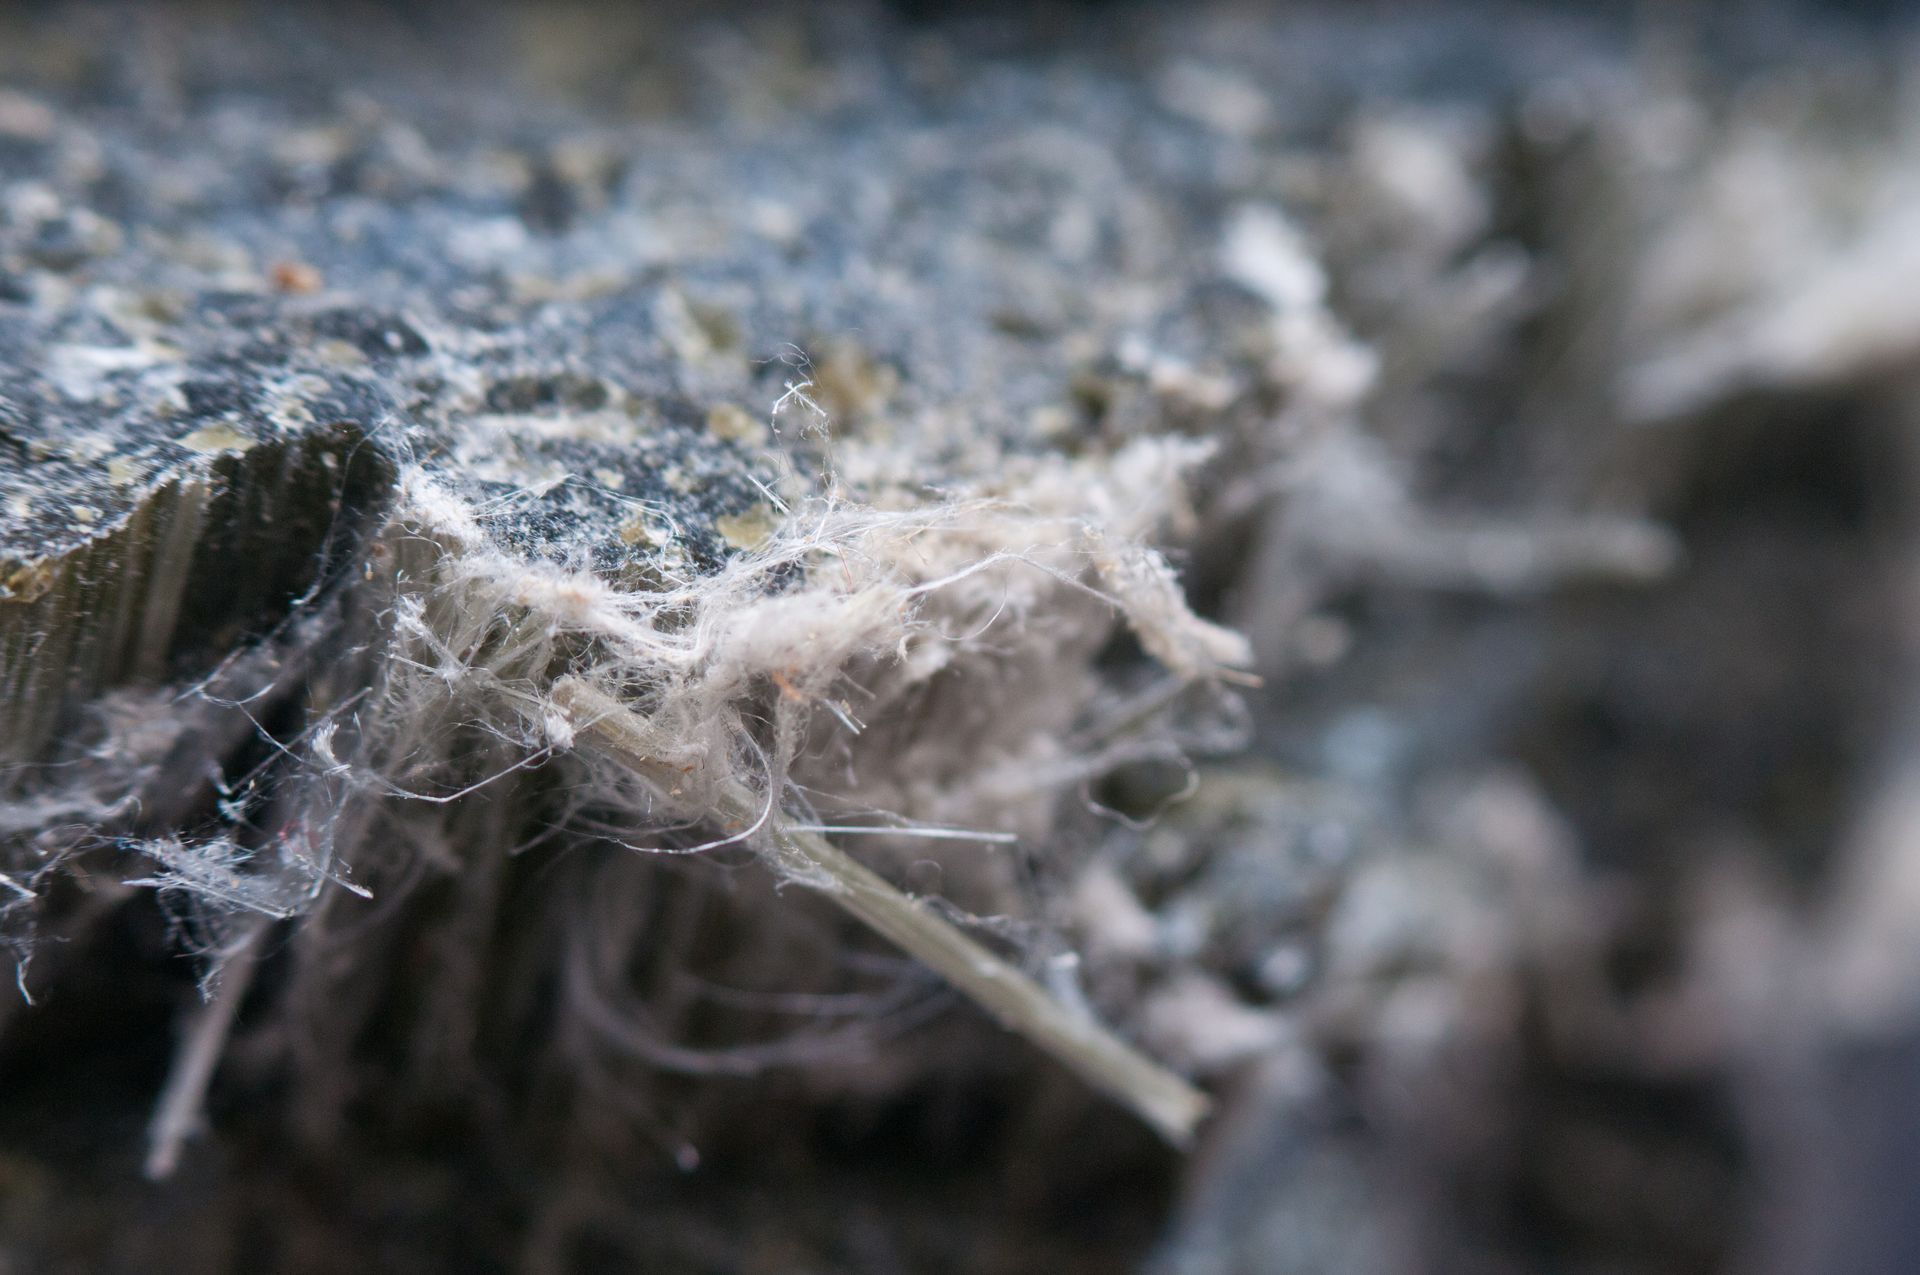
[270, 260, 323, 294]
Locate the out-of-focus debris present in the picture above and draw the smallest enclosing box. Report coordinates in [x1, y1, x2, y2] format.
[7, 2, 1920, 1273]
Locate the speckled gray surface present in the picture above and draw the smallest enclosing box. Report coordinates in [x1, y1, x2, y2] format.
[0, 0, 1650, 778]
[6, 4, 1920, 1274]
[0, 0, 1330, 762]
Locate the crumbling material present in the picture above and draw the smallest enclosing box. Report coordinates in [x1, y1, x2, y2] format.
[553, 676, 1210, 1144]
[11, 2, 1920, 1273]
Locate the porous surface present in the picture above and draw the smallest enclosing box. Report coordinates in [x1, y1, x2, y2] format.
[7, 3, 1920, 1275]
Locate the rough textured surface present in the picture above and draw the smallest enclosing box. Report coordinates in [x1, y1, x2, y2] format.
[7, 2, 1920, 1273]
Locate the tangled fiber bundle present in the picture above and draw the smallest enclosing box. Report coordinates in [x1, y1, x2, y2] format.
[11, 2, 1920, 1272]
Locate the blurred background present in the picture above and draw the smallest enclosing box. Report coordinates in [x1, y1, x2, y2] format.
[5, 2, 1920, 1271]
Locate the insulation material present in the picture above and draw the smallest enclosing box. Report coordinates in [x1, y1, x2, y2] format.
[6, 3, 1920, 1273]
